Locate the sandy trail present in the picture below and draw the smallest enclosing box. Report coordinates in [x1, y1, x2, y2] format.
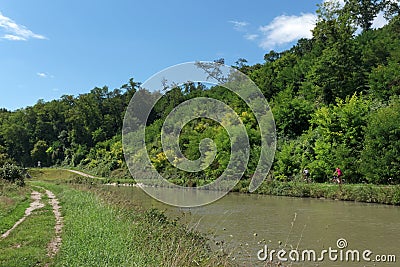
[45, 189, 63, 258]
[1, 187, 63, 259]
[1, 191, 44, 239]
[66, 169, 143, 187]
[66, 169, 97, 178]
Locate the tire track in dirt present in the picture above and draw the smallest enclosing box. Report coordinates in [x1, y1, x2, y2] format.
[66, 169, 143, 188]
[1, 187, 64, 260]
[1, 191, 44, 239]
[45, 189, 63, 258]
[66, 169, 97, 178]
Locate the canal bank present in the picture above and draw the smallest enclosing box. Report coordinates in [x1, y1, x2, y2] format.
[232, 180, 400, 206]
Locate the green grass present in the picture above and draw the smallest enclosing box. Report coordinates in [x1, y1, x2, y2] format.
[50, 183, 230, 266]
[0, 186, 54, 267]
[45, 183, 148, 266]
[25, 169, 233, 267]
[28, 168, 78, 182]
[0, 179, 31, 234]
[28, 167, 137, 186]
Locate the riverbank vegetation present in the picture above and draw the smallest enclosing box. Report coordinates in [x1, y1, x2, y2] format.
[233, 179, 400, 205]
[47, 183, 231, 267]
[0, 169, 233, 266]
[0, 2, 399, 189]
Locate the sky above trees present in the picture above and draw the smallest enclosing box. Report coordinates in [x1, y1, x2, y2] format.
[0, 0, 391, 111]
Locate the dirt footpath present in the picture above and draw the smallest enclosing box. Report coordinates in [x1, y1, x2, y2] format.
[1, 188, 63, 258]
[1, 191, 44, 239]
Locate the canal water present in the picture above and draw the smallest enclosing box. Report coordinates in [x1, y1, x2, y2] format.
[112, 186, 400, 266]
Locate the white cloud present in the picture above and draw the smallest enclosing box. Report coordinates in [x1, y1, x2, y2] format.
[0, 12, 46, 41]
[244, 33, 258, 41]
[236, 0, 392, 50]
[37, 72, 54, 78]
[229, 20, 249, 31]
[258, 13, 317, 50]
[3, 34, 25, 41]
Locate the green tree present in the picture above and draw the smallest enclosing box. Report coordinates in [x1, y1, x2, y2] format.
[31, 140, 50, 167]
[344, 0, 382, 31]
[369, 60, 400, 100]
[1, 122, 31, 166]
[272, 88, 313, 139]
[309, 94, 371, 182]
[0, 145, 13, 166]
[310, 4, 365, 104]
[361, 97, 400, 184]
[249, 62, 279, 100]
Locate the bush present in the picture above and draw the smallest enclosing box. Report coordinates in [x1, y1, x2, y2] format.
[0, 163, 25, 186]
[361, 97, 400, 184]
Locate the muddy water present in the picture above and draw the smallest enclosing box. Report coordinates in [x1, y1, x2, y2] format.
[112, 186, 400, 267]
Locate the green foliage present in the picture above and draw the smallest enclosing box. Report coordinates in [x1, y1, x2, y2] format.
[343, 0, 385, 31]
[0, 163, 25, 186]
[79, 136, 125, 177]
[30, 140, 49, 167]
[0, 145, 13, 166]
[272, 88, 313, 139]
[251, 181, 400, 205]
[369, 60, 400, 100]
[309, 94, 371, 182]
[361, 97, 400, 184]
[0, 3, 399, 186]
[0, 81, 138, 167]
[273, 132, 316, 181]
[309, 12, 365, 104]
[274, 94, 371, 183]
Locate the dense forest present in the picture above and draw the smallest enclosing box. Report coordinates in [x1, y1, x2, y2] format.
[1, 0, 399, 185]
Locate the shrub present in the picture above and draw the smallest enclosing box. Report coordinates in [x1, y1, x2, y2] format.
[361, 97, 400, 184]
[0, 163, 25, 186]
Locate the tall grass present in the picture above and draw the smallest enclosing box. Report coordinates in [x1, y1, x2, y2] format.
[34, 181, 233, 267]
[2, 168, 234, 267]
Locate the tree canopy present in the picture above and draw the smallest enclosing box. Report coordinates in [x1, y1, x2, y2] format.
[1, 2, 399, 185]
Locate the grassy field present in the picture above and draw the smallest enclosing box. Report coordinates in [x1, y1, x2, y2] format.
[0, 169, 233, 267]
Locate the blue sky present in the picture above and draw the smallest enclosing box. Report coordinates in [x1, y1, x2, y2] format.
[0, 0, 386, 110]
